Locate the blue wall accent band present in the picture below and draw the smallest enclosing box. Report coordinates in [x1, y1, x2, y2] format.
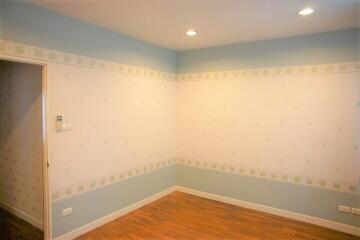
[2, 1, 358, 74]
[52, 165, 176, 238]
[177, 28, 360, 73]
[0, 0, 360, 73]
[53, 164, 358, 238]
[1, 0, 177, 73]
[176, 164, 359, 227]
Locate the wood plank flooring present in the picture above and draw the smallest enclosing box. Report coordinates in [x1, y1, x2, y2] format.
[76, 191, 359, 240]
[0, 207, 43, 240]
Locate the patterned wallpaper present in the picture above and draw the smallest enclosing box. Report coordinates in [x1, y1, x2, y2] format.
[0, 61, 44, 223]
[0, 40, 176, 201]
[47, 62, 177, 201]
[0, 39, 177, 202]
[1, 39, 359, 202]
[177, 68, 360, 193]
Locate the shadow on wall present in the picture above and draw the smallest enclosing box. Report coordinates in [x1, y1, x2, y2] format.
[0, 0, 3, 40]
[0, 60, 44, 225]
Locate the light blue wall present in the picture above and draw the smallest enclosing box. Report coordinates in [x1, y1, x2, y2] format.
[52, 165, 176, 238]
[177, 165, 359, 227]
[177, 28, 360, 73]
[2, 1, 359, 74]
[1, 0, 177, 73]
[53, 164, 359, 238]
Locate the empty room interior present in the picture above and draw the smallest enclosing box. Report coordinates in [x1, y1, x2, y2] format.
[0, 0, 359, 239]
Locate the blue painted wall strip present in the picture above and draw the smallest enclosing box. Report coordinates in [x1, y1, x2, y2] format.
[52, 165, 176, 238]
[177, 28, 360, 73]
[3, 1, 360, 74]
[2, 1, 359, 74]
[176, 165, 359, 227]
[53, 164, 358, 238]
[1, 0, 177, 73]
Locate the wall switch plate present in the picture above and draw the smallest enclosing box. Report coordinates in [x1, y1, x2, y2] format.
[351, 208, 360, 216]
[339, 205, 351, 213]
[62, 207, 72, 217]
[56, 121, 72, 131]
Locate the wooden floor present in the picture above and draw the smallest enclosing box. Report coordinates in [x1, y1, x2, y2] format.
[0, 207, 43, 240]
[76, 191, 359, 240]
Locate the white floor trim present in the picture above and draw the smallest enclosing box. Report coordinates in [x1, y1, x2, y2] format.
[175, 186, 360, 237]
[0, 200, 44, 231]
[54, 186, 177, 240]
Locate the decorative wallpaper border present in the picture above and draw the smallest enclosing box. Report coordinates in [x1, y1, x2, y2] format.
[1, 40, 359, 83]
[51, 159, 176, 201]
[53, 158, 357, 202]
[176, 159, 358, 194]
[0, 40, 176, 81]
[176, 62, 360, 81]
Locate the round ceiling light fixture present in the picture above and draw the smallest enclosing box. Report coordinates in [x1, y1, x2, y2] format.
[299, 7, 314, 16]
[186, 30, 197, 37]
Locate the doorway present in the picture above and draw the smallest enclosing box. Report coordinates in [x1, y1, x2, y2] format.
[0, 59, 49, 240]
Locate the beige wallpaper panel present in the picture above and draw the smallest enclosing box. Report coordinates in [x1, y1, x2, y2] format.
[46, 63, 176, 192]
[0, 60, 44, 223]
[177, 72, 360, 187]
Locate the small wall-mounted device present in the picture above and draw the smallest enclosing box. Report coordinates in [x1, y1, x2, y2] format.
[62, 207, 72, 217]
[56, 115, 72, 131]
[338, 205, 351, 213]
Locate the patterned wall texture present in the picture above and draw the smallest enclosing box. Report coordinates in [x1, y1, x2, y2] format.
[46, 60, 177, 201]
[177, 66, 360, 193]
[0, 40, 177, 202]
[0, 60, 44, 224]
[1, 39, 359, 202]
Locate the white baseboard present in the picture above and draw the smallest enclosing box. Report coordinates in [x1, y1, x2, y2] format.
[0, 200, 44, 230]
[54, 186, 177, 240]
[175, 186, 360, 237]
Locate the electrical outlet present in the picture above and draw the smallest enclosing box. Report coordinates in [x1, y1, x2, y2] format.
[338, 205, 351, 213]
[62, 207, 72, 217]
[351, 208, 360, 216]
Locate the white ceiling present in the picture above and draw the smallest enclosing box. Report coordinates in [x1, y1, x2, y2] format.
[28, 0, 360, 51]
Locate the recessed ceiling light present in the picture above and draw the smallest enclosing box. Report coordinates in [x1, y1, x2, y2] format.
[299, 8, 314, 16]
[186, 30, 197, 37]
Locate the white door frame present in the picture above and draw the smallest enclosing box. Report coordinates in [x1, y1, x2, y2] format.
[0, 55, 52, 240]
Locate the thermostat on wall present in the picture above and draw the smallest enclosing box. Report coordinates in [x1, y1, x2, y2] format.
[56, 115, 72, 131]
